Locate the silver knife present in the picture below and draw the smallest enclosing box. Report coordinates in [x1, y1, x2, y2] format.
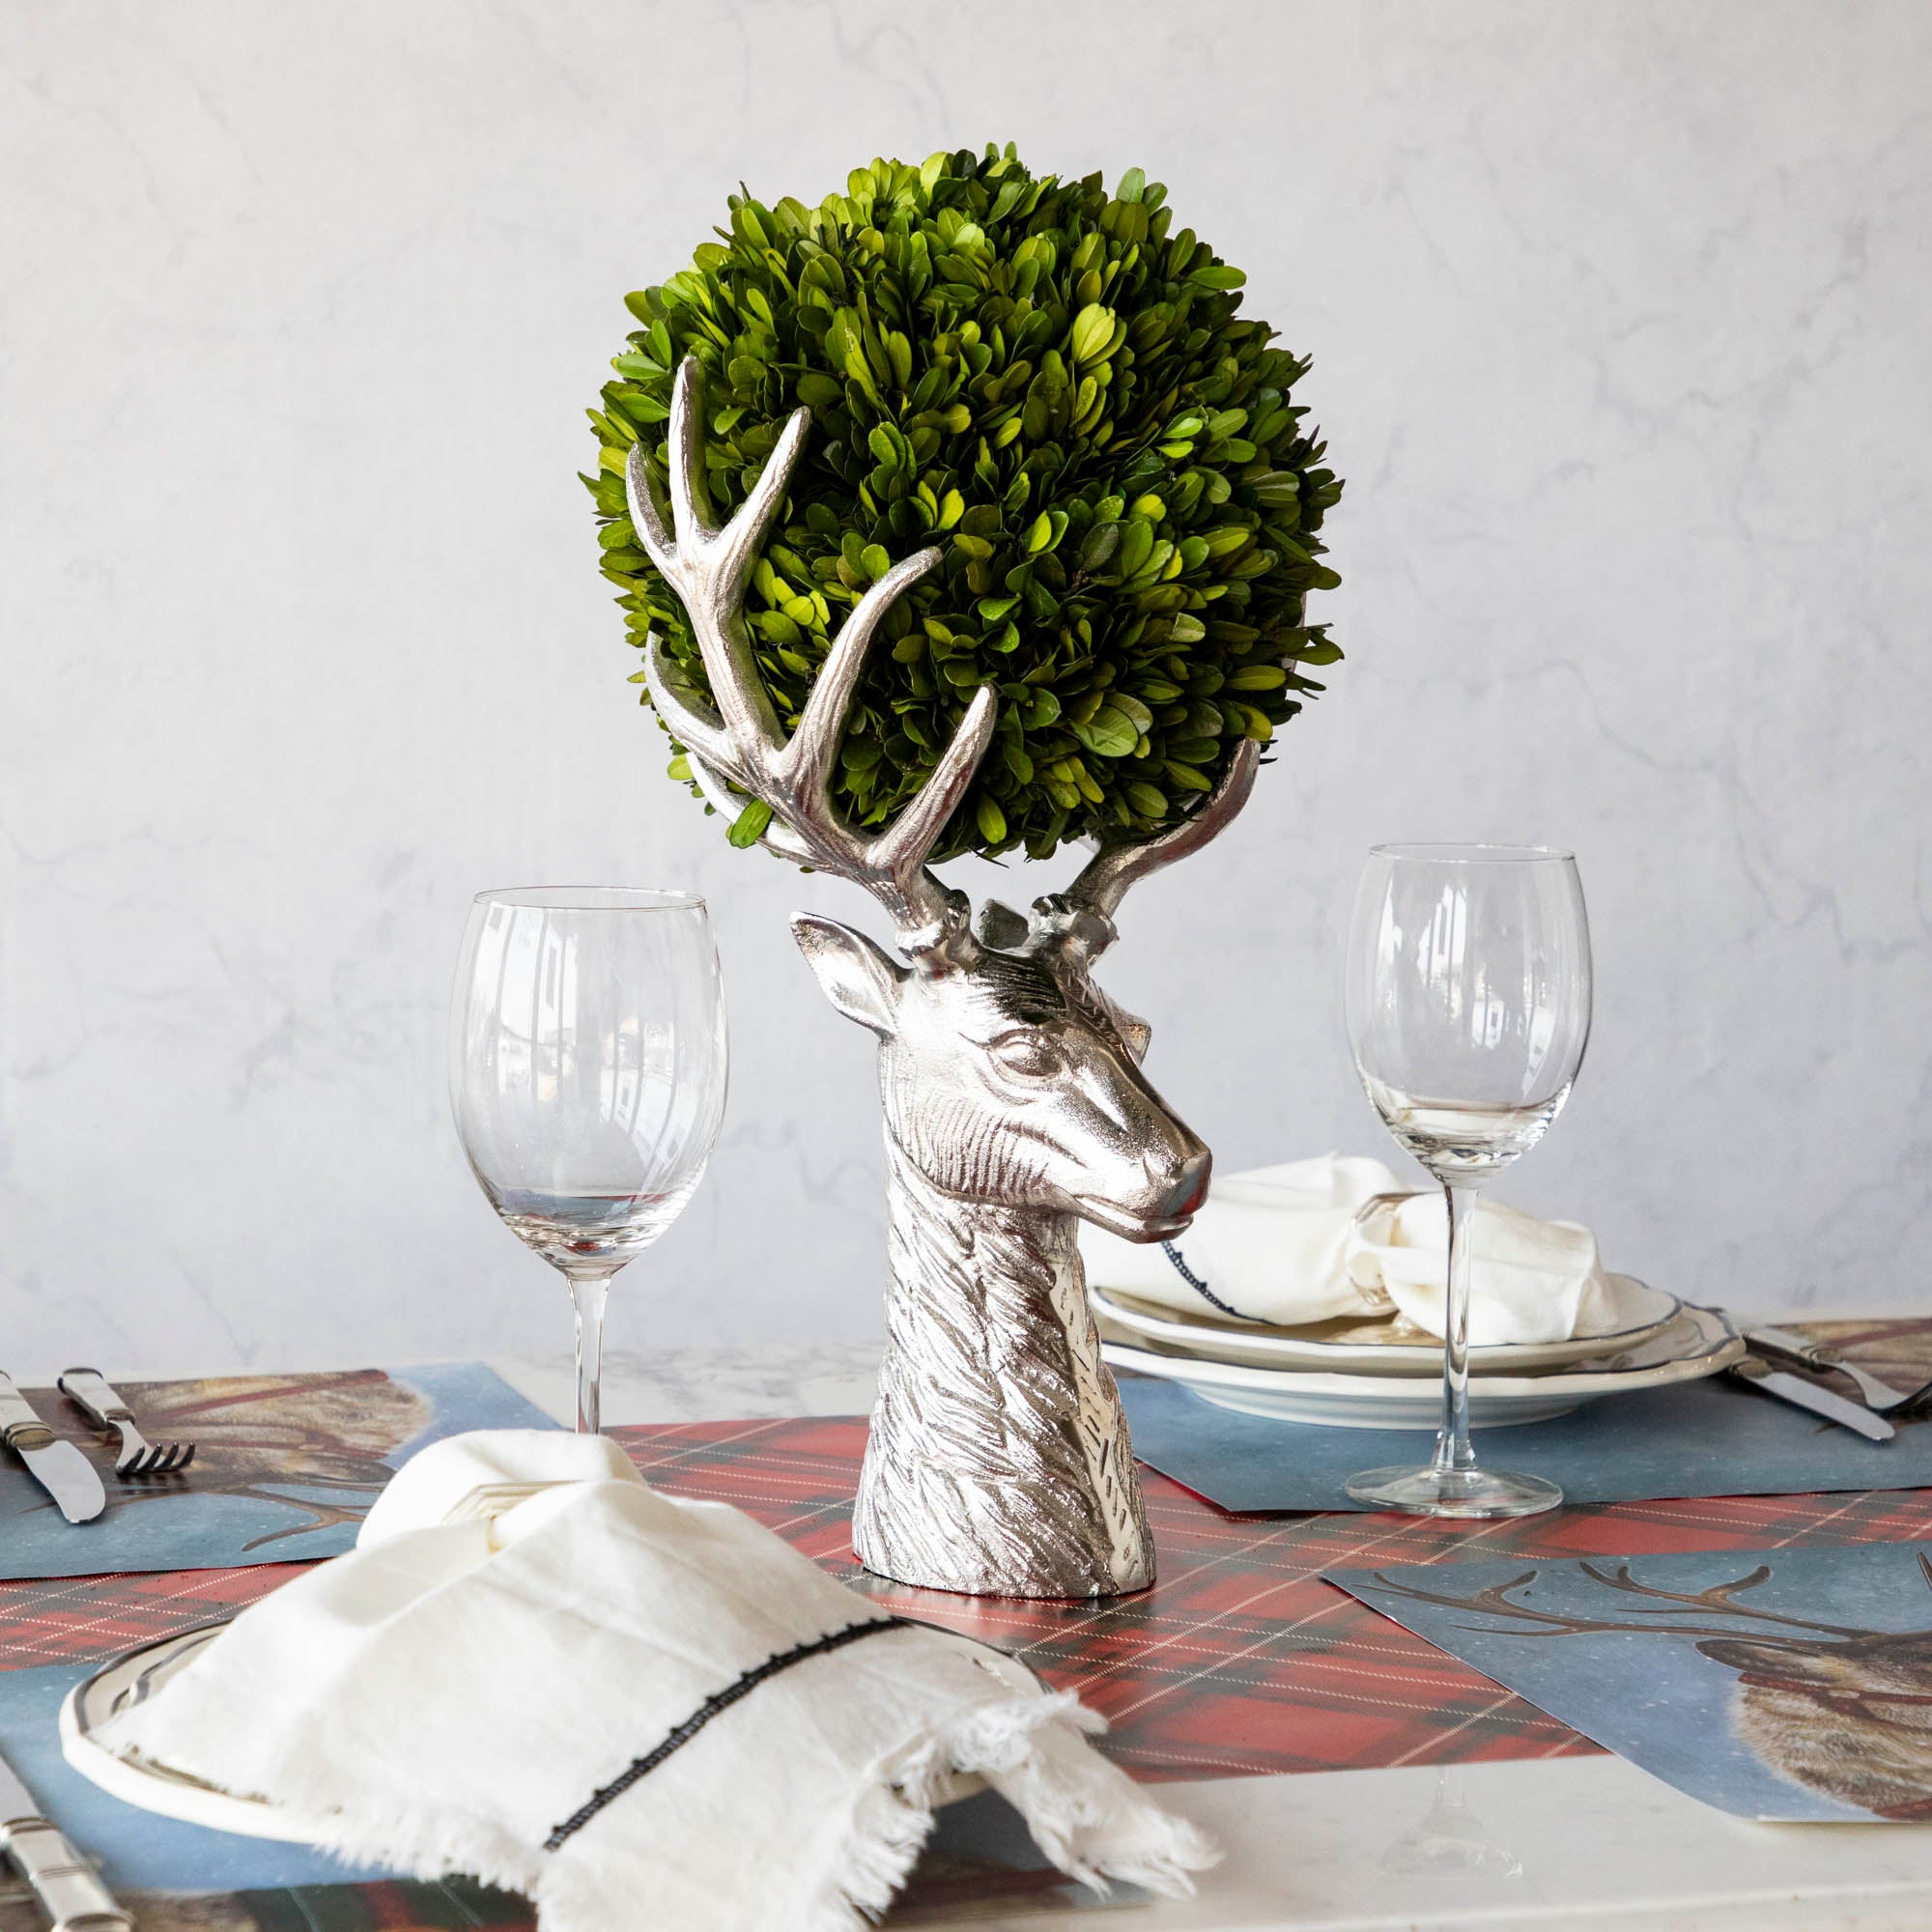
[1730, 1356, 1896, 1441]
[0, 1744, 132, 1930]
[0, 1374, 105, 1524]
[1745, 1324, 1918, 1411]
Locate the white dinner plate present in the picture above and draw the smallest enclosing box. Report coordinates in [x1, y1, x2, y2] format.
[62, 1621, 998, 1839]
[1100, 1302, 1745, 1429]
[60, 1623, 305, 1838]
[1090, 1274, 1682, 1378]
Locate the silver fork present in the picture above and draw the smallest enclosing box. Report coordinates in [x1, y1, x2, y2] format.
[57, 1367, 195, 1476]
[1744, 1325, 1932, 1414]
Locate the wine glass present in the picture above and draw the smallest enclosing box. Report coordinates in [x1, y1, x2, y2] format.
[1343, 845, 1592, 1517]
[451, 888, 727, 1434]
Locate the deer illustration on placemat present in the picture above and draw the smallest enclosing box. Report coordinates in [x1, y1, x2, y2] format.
[103, 1372, 434, 1546]
[1358, 1553, 1932, 1820]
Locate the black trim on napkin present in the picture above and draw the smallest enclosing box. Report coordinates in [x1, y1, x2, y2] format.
[544, 1616, 914, 1851]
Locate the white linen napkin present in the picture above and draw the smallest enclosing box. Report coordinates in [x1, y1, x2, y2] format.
[98, 1431, 1215, 1932]
[1081, 1154, 1619, 1346]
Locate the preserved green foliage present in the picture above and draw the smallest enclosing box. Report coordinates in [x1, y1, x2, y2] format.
[585, 143, 1344, 861]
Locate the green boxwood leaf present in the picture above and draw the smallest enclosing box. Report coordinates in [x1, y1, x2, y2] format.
[726, 800, 774, 848]
[590, 144, 1345, 867]
[1072, 706, 1140, 758]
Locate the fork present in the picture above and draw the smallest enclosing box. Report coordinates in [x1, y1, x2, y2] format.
[1743, 1324, 1932, 1414]
[57, 1367, 195, 1476]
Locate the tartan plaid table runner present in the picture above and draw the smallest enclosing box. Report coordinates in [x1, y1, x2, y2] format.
[8, 1334, 1928, 1784]
[608, 1410, 1932, 1781]
[2, 1317, 1926, 1926]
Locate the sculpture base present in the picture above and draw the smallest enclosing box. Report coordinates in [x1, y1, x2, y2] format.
[852, 1536, 1154, 1603]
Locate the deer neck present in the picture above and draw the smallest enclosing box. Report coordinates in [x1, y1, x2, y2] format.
[880, 1131, 1081, 1367]
[860, 1131, 1152, 1597]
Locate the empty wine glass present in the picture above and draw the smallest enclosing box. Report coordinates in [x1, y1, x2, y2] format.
[451, 888, 727, 1434]
[1344, 845, 1592, 1517]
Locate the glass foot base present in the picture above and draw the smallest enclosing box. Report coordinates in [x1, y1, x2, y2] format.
[1346, 1463, 1563, 1519]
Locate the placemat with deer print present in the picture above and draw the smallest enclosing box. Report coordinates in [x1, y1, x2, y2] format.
[1329, 1543, 1932, 1821]
[1119, 1316, 1932, 1514]
[0, 1365, 557, 1580]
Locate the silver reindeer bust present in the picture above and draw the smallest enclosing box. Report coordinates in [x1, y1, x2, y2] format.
[633, 358, 1260, 1598]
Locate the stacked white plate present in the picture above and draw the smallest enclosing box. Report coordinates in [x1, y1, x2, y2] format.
[1093, 1276, 1744, 1428]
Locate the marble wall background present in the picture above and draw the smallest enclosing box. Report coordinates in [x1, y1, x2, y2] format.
[3, 1, 1928, 1375]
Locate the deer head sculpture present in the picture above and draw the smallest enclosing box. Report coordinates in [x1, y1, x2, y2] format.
[631, 358, 1257, 1598]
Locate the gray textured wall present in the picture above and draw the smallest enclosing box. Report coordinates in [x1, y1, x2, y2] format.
[3, 1, 1928, 1373]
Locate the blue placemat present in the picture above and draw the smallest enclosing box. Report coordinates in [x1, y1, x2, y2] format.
[0, 1662, 386, 1888]
[1329, 1541, 1932, 1821]
[0, 1363, 558, 1581]
[1121, 1372, 1932, 1514]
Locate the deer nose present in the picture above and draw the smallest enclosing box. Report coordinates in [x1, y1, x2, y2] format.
[1160, 1148, 1211, 1222]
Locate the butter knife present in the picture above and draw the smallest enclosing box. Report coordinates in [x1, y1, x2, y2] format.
[0, 1375, 105, 1524]
[1729, 1355, 1896, 1441]
[0, 1743, 131, 1930]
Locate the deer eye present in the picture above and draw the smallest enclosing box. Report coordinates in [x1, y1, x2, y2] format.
[989, 1031, 1065, 1080]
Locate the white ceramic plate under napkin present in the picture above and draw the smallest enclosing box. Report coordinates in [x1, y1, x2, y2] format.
[62, 1626, 278, 1836]
[1099, 1303, 1745, 1429]
[1090, 1275, 1682, 1378]
[60, 1625, 1004, 1842]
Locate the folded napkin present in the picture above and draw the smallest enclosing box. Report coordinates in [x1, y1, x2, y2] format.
[1081, 1154, 1618, 1347]
[99, 1432, 1214, 1932]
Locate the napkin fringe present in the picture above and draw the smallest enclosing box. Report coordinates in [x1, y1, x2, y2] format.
[810, 1688, 1217, 1929]
[894, 1690, 1215, 1910]
[815, 1779, 936, 1931]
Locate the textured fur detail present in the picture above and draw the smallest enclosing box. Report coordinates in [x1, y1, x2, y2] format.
[854, 1138, 1154, 1598]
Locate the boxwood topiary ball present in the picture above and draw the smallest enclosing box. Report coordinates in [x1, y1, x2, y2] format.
[586, 142, 1343, 864]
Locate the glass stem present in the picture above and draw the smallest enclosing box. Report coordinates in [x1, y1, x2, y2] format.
[1431, 1182, 1479, 1478]
[569, 1273, 611, 1436]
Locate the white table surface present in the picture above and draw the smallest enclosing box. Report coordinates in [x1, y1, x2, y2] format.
[476, 1343, 1932, 1932]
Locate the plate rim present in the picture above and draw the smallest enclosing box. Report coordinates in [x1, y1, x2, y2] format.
[61, 1624, 330, 1842]
[1102, 1302, 1745, 1403]
[1091, 1274, 1683, 1375]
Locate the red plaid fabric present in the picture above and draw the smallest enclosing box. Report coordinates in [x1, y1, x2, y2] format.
[13, 1327, 1932, 1782]
[0, 1562, 298, 1673]
[11, 1339, 1932, 1784]
[611, 1413, 1932, 1781]
[3, 1322, 1925, 1927]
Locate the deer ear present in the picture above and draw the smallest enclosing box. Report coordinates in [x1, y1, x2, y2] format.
[791, 915, 906, 1037]
[1093, 988, 1151, 1064]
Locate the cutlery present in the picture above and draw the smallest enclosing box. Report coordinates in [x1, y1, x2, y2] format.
[0, 1375, 105, 1525]
[1729, 1355, 1896, 1441]
[0, 1740, 132, 1931]
[1743, 1324, 1929, 1414]
[56, 1370, 193, 1478]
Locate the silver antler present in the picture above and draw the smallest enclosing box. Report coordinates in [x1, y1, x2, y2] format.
[630, 357, 995, 959]
[1015, 737, 1261, 964]
[1065, 738, 1261, 923]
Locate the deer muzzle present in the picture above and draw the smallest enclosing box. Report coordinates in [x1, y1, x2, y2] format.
[1074, 1139, 1211, 1244]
